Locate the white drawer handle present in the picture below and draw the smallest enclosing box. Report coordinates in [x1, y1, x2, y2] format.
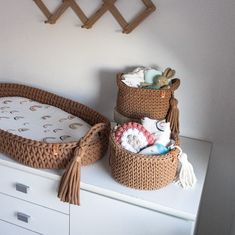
[15, 183, 29, 194]
[17, 212, 31, 223]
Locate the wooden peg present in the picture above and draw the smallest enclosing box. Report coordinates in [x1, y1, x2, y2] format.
[32, 0, 157, 34]
[83, 0, 156, 34]
[33, 0, 88, 25]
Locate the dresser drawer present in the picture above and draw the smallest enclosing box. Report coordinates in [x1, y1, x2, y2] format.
[0, 164, 69, 214]
[0, 193, 69, 235]
[0, 219, 40, 235]
[71, 190, 193, 235]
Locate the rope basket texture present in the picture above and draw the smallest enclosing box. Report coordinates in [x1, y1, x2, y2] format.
[109, 131, 180, 190]
[115, 73, 180, 136]
[0, 83, 110, 205]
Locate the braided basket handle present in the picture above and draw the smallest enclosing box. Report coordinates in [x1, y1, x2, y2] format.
[169, 79, 180, 92]
[80, 122, 110, 146]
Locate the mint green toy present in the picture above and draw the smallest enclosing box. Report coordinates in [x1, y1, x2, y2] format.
[144, 68, 162, 84]
[143, 68, 175, 90]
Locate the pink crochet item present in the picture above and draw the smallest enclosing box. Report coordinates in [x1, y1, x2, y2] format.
[115, 122, 155, 153]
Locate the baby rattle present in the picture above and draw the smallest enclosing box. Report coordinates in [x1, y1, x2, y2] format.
[115, 122, 155, 153]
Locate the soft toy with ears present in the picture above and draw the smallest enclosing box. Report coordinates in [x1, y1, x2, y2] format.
[143, 67, 175, 90]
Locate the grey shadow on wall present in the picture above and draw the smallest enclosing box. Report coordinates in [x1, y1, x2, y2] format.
[91, 69, 117, 176]
[94, 66, 142, 175]
[95, 66, 144, 121]
[95, 69, 119, 121]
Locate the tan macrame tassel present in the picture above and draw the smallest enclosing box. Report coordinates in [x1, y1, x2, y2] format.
[166, 95, 179, 138]
[58, 147, 84, 205]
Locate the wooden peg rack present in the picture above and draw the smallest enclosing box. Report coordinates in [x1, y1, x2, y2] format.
[33, 0, 156, 34]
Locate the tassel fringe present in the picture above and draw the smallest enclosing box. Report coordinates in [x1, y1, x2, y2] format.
[177, 153, 197, 189]
[166, 96, 179, 138]
[58, 147, 84, 205]
[172, 146, 197, 189]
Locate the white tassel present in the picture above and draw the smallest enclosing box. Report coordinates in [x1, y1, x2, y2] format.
[178, 153, 197, 189]
[172, 146, 197, 189]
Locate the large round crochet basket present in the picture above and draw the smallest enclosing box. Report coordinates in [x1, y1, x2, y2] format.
[115, 73, 180, 136]
[0, 83, 110, 205]
[109, 130, 180, 190]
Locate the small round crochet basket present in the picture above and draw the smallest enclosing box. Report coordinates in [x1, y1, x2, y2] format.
[109, 130, 180, 190]
[0, 83, 110, 205]
[115, 73, 181, 137]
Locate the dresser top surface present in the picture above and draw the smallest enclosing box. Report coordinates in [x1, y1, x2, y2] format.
[0, 136, 211, 221]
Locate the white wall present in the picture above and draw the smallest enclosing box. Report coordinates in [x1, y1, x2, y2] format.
[0, 0, 235, 234]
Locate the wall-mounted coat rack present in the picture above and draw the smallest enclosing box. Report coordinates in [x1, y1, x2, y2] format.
[33, 0, 156, 34]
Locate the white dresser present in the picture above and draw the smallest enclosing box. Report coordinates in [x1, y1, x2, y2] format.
[0, 137, 211, 235]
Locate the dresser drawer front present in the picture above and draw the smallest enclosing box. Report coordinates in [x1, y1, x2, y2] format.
[0, 164, 69, 214]
[0, 193, 69, 235]
[71, 190, 193, 235]
[0, 220, 40, 235]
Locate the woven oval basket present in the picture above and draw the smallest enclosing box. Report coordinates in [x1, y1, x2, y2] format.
[116, 73, 180, 120]
[0, 83, 110, 205]
[109, 131, 180, 190]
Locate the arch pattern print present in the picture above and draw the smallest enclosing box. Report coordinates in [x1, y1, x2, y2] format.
[33, 0, 156, 34]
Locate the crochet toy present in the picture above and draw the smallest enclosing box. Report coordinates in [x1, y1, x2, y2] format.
[115, 122, 155, 153]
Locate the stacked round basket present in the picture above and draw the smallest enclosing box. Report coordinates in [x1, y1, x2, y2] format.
[110, 72, 181, 190]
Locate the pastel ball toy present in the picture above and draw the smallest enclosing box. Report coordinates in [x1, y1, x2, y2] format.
[115, 122, 155, 153]
[139, 143, 169, 155]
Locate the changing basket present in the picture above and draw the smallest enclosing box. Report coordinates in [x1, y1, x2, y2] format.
[0, 83, 110, 205]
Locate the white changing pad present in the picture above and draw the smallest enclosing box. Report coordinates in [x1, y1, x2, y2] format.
[0, 97, 91, 143]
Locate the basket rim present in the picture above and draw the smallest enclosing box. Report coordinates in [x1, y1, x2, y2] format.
[117, 73, 180, 93]
[0, 83, 110, 147]
[110, 130, 180, 160]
